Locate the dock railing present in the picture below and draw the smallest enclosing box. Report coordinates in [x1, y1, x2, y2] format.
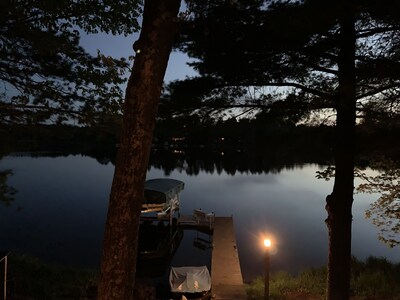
[1, 252, 10, 300]
[193, 209, 215, 229]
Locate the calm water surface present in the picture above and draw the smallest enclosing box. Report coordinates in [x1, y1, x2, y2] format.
[0, 154, 399, 281]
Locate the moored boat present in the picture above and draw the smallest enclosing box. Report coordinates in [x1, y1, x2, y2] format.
[141, 178, 184, 224]
[169, 265, 211, 300]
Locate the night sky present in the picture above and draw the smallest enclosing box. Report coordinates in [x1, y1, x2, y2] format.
[79, 31, 198, 85]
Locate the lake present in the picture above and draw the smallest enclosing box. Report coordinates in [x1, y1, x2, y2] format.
[0, 152, 399, 282]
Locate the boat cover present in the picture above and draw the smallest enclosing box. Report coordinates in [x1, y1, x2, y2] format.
[144, 178, 184, 204]
[169, 266, 211, 293]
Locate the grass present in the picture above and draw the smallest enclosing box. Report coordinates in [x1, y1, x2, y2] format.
[3, 254, 157, 300]
[245, 256, 400, 300]
[3, 254, 97, 300]
[3, 254, 400, 299]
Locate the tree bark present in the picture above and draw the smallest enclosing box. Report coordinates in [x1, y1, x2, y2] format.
[325, 2, 356, 300]
[97, 1, 181, 299]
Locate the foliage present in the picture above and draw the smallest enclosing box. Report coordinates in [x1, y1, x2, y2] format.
[357, 160, 400, 247]
[315, 166, 335, 181]
[0, 169, 16, 206]
[315, 159, 400, 247]
[163, 0, 400, 124]
[351, 256, 400, 299]
[0, 124, 119, 163]
[245, 256, 400, 299]
[4, 253, 158, 300]
[0, 0, 142, 125]
[7, 253, 97, 299]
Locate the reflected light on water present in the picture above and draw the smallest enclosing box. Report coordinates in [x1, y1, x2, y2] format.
[0, 154, 399, 282]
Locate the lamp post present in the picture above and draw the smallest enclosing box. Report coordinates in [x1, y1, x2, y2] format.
[264, 239, 271, 300]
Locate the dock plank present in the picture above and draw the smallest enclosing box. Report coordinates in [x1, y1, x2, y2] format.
[211, 217, 247, 299]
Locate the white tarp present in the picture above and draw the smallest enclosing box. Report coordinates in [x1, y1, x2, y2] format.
[169, 266, 211, 293]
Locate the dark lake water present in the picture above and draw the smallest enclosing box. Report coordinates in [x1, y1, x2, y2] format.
[1, 153, 399, 282]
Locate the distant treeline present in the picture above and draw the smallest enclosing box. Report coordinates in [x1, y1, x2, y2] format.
[0, 124, 118, 162]
[0, 123, 399, 172]
[154, 117, 400, 158]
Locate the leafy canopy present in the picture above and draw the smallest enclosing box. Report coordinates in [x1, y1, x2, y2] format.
[0, 0, 142, 125]
[357, 161, 400, 248]
[163, 0, 400, 125]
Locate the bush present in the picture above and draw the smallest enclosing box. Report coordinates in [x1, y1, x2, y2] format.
[351, 256, 400, 299]
[6, 254, 97, 299]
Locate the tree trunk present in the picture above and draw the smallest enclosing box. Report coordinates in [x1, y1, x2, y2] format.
[325, 2, 356, 300]
[97, 1, 181, 299]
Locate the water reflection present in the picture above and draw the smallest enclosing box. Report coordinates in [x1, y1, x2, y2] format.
[137, 221, 184, 278]
[0, 153, 399, 283]
[0, 155, 111, 267]
[0, 169, 16, 206]
[150, 147, 332, 176]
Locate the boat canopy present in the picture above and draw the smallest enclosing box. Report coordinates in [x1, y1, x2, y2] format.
[144, 178, 184, 205]
[169, 266, 211, 294]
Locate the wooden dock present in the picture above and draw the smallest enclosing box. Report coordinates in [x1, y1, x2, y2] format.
[211, 217, 247, 299]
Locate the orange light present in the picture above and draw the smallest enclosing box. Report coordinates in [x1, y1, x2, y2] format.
[264, 239, 271, 248]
